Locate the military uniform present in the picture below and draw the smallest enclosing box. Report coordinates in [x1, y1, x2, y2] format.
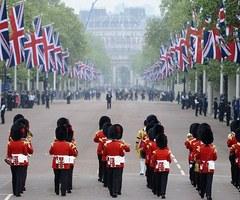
[227, 132, 238, 186]
[94, 130, 106, 182]
[6, 123, 33, 197]
[184, 133, 195, 185]
[196, 144, 217, 200]
[135, 128, 147, 175]
[49, 137, 78, 196]
[103, 124, 130, 198]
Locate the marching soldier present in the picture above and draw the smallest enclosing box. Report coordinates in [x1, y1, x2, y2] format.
[143, 123, 157, 189]
[49, 126, 78, 196]
[184, 123, 200, 185]
[196, 123, 217, 200]
[100, 122, 112, 187]
[152, 132, 171, 199]
[93, 116, 111, 182]
[103, 124, 130, 198]
[57, 117, 78, 193]
[135, 120, 147, 175]
[230, 127, 240, 191]
[227, 120, 239, 188]
[6, 122, 33, 197]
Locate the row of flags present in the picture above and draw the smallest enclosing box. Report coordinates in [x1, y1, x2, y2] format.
[143, 1, 240, 82]
[0, 0, 100, 81]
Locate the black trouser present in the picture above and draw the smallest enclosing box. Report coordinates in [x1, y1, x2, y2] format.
[189, 162, 195, 186]
[229, 154, 238, 186]
[97, 154, 103, 181]
[11, 166, 25, 196]
[21, 166, 28, 191]
[54, 169, 68, 195]
[200, 173, 213, 198]
[146, 165, 152, 188]
[152, 171, 157, 194]
[1, 111, 5, 124]
[108, 168, 123, 196]
[67, 166, 73, 191]
[155, 171, 169, 196]
[107, 102, 111, 109]
[195, 107, 199, 117]
[195, 171, 201, 190]
[214, 110, 218, 119]
[103, 161, 108, 187]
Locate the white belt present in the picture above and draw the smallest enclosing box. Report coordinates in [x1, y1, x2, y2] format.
[53, 155, 76, 164]
[11, 154, 28, 163]
[207, 161, 215, 170]
[156, 160, 170, 170]
[107, 156, 125, 166]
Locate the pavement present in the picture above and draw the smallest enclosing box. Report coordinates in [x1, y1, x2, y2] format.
[0, 100, 239, 200]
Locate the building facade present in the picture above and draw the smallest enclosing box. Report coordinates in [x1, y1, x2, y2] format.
[80, 8, 146, 87]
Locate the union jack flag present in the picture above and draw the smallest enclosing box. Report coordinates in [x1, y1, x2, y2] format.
[61, 49, 69, 75]
[32, 16, 44, 68]
[186, 22, 204, 64]
[228, 38, 240, 64]
[203, 29, 221, 61]
[0, 0, 9, 61]
[42, 24, 55, 72]
[24, 33, 34, 68]
[8, 1, 25, 67]
[53, 31, 62, 73]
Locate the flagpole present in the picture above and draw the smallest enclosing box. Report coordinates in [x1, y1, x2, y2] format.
[14, 65, 17, 91]
[195, 71, 198, 93]
[203, 69, 206, 94]
[36, 68, 39, 90]
[236, 68, 240, 99]
[220, 64, 224, 95]
[53, 71, 56, 91]
[27, 69, 30, 91]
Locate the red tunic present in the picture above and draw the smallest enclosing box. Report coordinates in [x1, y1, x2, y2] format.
[7, 140, 33, 166]
[93, 130, 105, 155]
[227, 132, 237, 156]
[103, 140, 130, 168]
[196, 144, 217, 173]
[152, 147, 171, 172]
[231, 143, 240, 167]
[49, 140, 78, 169]
[144, 140, 157, 166]
[184, 135, 194, 162]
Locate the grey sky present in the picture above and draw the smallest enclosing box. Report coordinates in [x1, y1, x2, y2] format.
[61, 0, 161, 16]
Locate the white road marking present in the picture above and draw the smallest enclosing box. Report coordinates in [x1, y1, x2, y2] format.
[4, 194, 13, 200]
[171, 153, 186, 176]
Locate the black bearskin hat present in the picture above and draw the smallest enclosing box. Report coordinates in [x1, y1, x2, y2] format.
[10, 122, 25, 141]
[115, 124, 123, 140]
[55, 126, 68, 141]
[13, 114, 24, 124]
[108, 124, 121, 140]
[102, 122, 112, 138]
[99, 116, 111, 130]
[146, 114, 159, 126]
[156, 134, 168, 149]
[230, 120, 240, 133]
[14, 118, 28, 138]
[148, 128, 155, 141]
[152, 124, 164, 138]
[57, 117, 69, 127]
[189, 123, 200, 138]
[146, 121, 156, 136]
[199, 123, 214, 145]
[235, 127, 240, 142]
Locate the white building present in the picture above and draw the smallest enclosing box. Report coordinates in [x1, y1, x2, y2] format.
[80, 8, 146, 87]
